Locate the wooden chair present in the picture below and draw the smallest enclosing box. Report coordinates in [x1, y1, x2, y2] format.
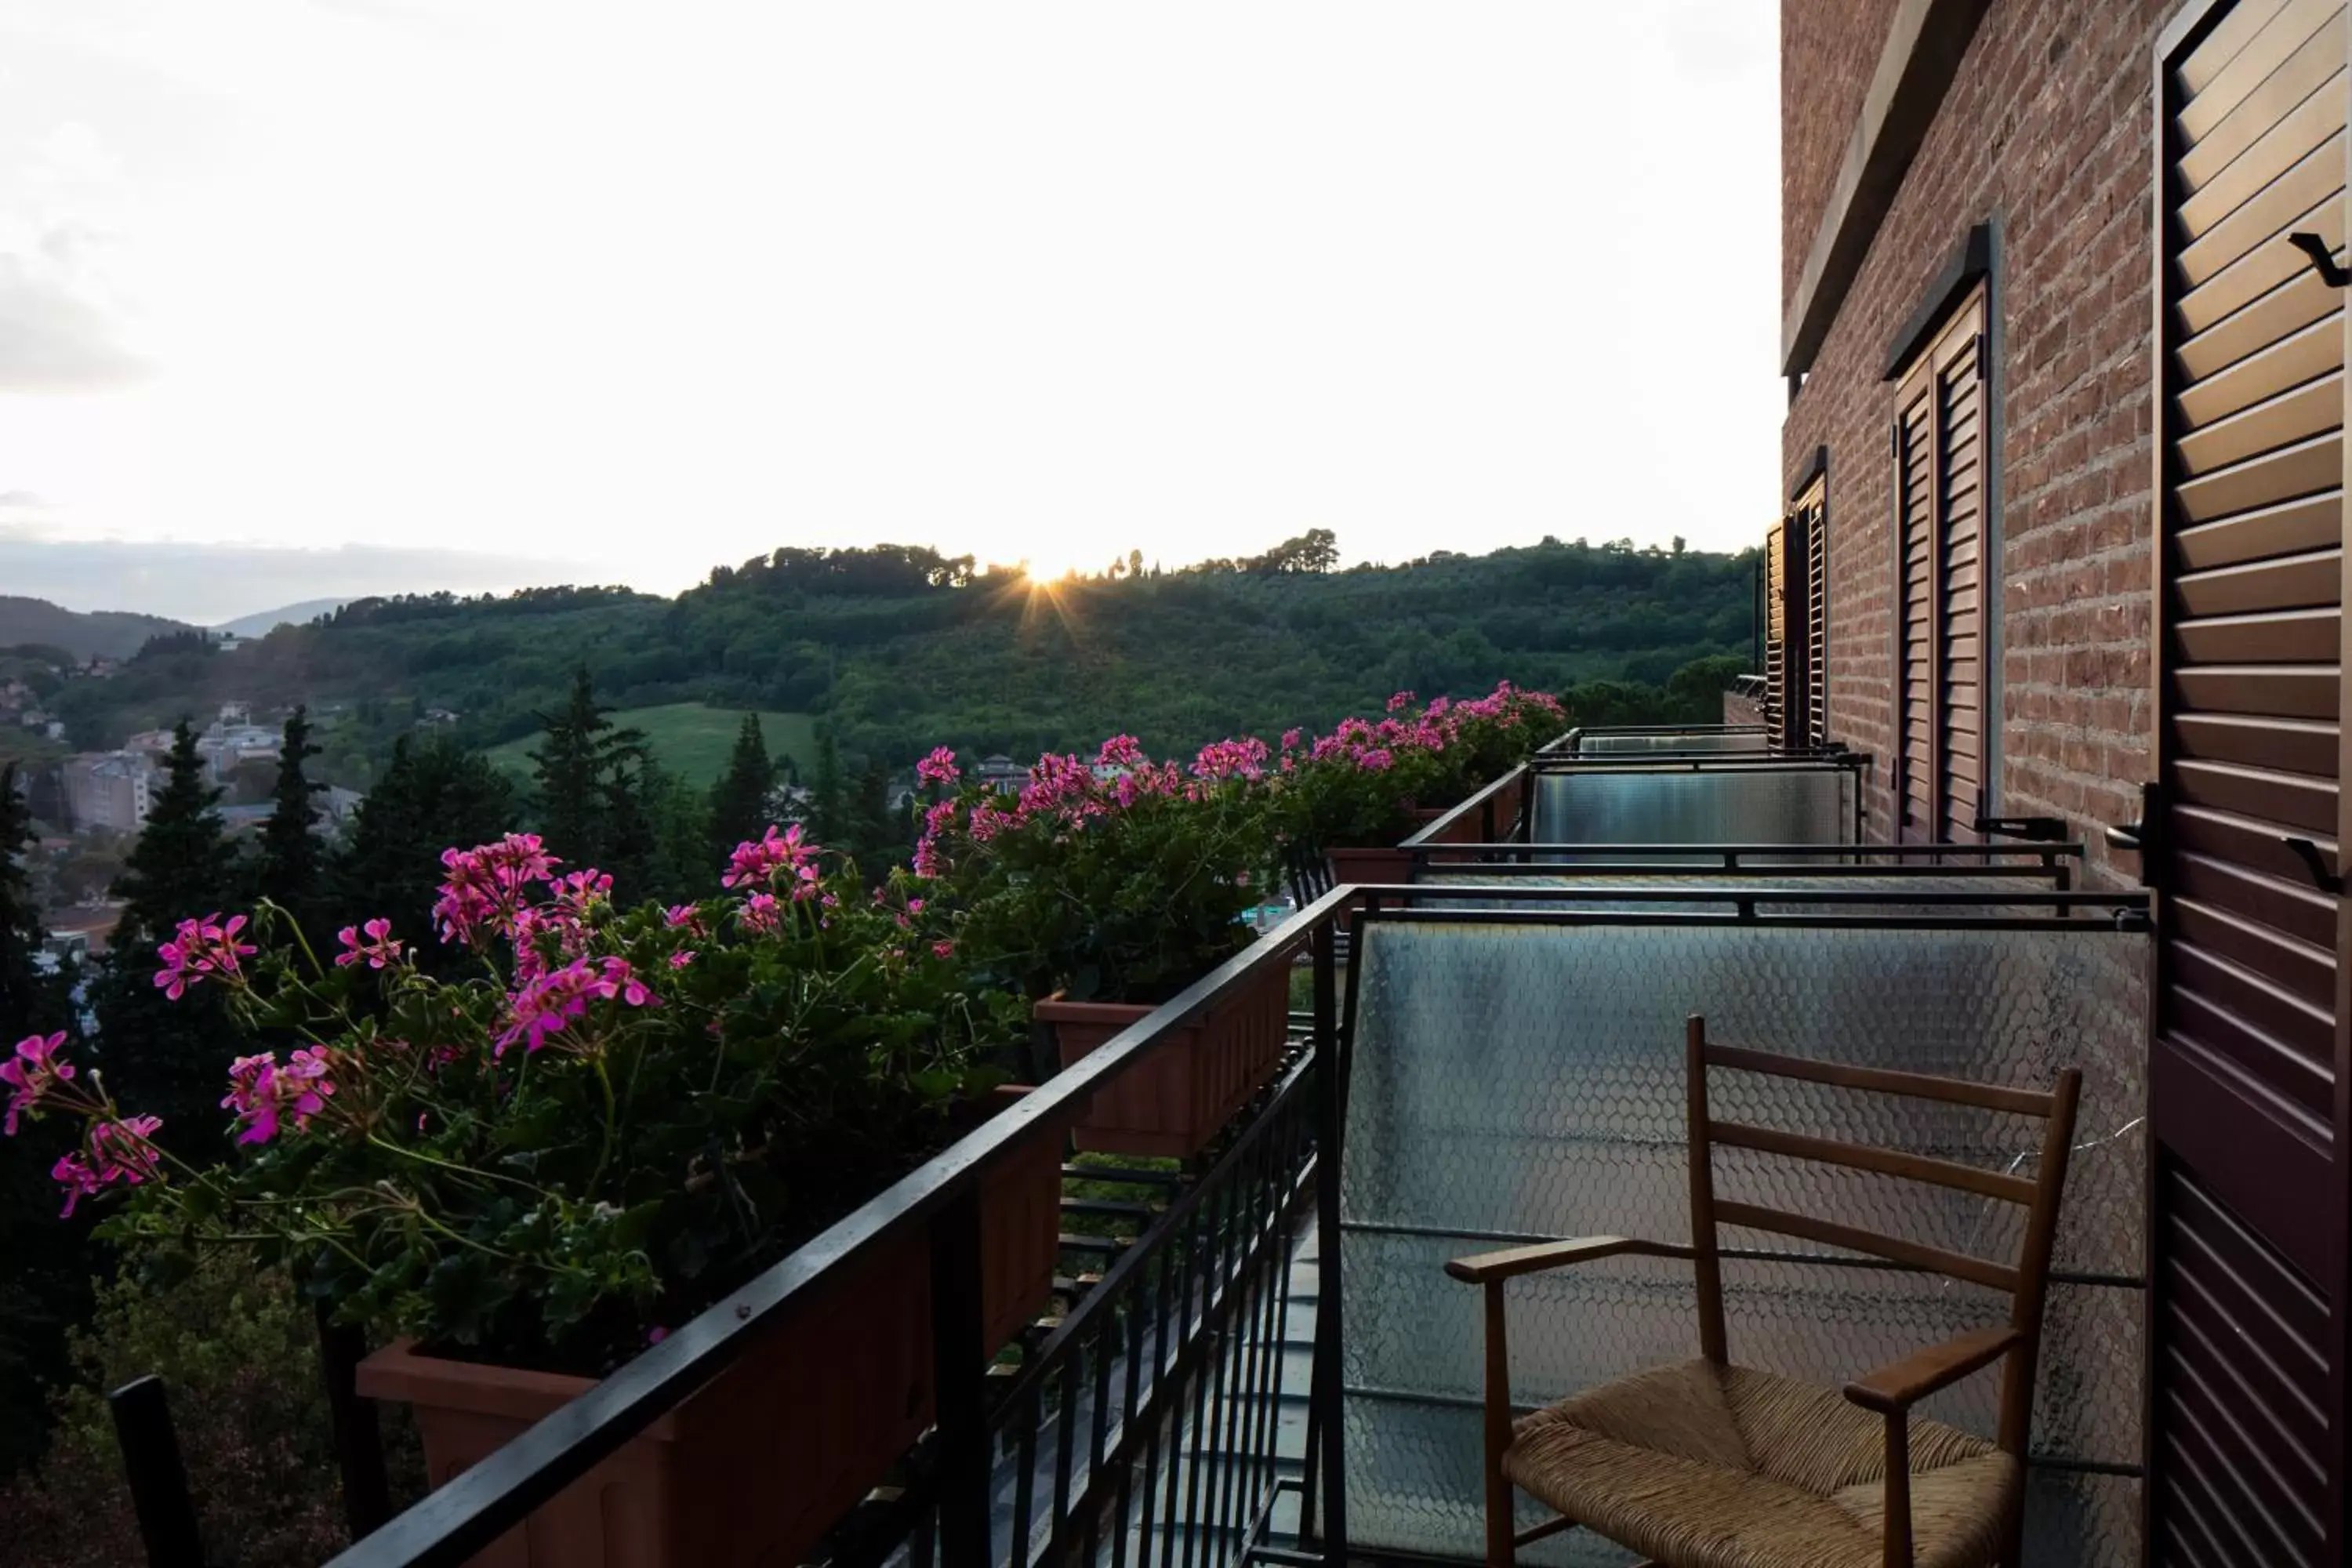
[1446, 1015, 2081, 1568]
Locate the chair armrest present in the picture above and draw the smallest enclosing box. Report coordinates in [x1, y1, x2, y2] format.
[1843, 1325, 2022, 1414]
[1444, 1235, 1693, 1284]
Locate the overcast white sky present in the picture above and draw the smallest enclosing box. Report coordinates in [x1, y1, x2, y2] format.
[0, 1, 1780, 619]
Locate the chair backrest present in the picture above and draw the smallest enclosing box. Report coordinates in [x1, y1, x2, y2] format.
[1682, 1014, 2082, 1457]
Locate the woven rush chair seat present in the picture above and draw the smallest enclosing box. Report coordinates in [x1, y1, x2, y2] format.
[1506, 1358, 2016, 1568]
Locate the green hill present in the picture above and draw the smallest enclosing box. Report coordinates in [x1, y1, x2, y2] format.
[482, 703, 818, 787]
[46, 539, 1759, 775]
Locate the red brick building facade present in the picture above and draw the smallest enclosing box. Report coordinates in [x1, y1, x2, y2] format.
[1781, 2, 2349, 1561]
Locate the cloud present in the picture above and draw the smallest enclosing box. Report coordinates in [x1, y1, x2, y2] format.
[0, 225, 153, 392]
[0, 490, 50, 510]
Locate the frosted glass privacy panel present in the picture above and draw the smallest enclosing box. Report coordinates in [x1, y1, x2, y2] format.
[1337, 916, 2147, 1568]
[1406, 871, 2100, 918]
[1579, 731, 1769, 754]
[1529, 766, 1854, 850]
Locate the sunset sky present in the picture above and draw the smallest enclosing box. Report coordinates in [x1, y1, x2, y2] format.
[0, 2, 1780, 621]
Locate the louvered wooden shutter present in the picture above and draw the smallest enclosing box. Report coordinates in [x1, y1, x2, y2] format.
[1892, 289, 1987, 841]
[1796, 478, 1829, 746]
[2151, 4, 2347, 1563]
[1762, 518, 1788, 747]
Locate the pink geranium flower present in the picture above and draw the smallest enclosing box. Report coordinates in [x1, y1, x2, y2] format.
[154, 913, 257, 1000]
[723, 824, 816, 889]
[2, 1032, 74, 1135]
[916, 746, 960, 785]
[334, 917, 405, 970]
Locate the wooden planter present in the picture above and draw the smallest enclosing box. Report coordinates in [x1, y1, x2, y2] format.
[1037, 958, 1294, 1159]
[1409, 804, 1483, 864]
[355, 1130, 1063, 1568]
[1326, 844, 1414, 887]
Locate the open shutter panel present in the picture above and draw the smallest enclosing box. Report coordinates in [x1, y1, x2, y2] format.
[1896, 375, 1937, 840]
[1798, 480, 1830, 746]
[1936, 307, 1987, 840]
[2152, 4, 2347, 1563]
[1763, 517, 1788, 748]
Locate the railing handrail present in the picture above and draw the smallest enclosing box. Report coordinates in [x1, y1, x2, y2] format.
[1403, 840, 2087, 861]
[324, 883, 1364, 1568]
[1527, 751, 1867, 773]
[1399, 763, 1530, 848]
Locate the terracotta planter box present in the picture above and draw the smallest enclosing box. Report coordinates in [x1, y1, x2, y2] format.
[355, 1131, 1063, 1568]
[1038, 958, 1294, 1159]
[1326, 844, 1414, 887]
[1409, 804, 1484, 864]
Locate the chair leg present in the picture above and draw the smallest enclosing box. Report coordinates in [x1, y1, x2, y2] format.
[1482, 1281, 1515, 1568]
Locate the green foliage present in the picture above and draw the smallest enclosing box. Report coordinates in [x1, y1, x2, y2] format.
[53, 851, 1020, 1373]
[255, 706, 326, 928]
[924, 746, 1275, 1005]
[93, 724, 244, 1162]
[330, 735, 517, 975]
[0, 763, 91, 1479]
[0, 1257, 418, 1566]
[42, 541, 1755, 776]
[706, 713, 776, 873]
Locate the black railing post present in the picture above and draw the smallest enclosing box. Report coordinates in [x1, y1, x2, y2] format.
[1308, 920, 1346, 1568]
[315, 1301, 394, 1541]
[930, 1182, 991, 1568]
[109, 1374, 207, 1568]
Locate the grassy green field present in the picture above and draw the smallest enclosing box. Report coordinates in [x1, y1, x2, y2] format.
[484, 703, 819, 788]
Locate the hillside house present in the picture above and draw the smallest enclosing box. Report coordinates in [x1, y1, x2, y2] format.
[1769, 0, 2350, 1556]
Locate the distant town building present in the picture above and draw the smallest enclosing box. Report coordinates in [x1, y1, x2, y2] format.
[62, 752, 155, 833]
[975, 754, 1023, 793]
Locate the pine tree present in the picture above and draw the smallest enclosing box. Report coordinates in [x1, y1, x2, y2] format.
[0, 764, 90, 1475]
[255, 706, 325, 929]
[528, 669, 648, 877]
[530, 669, 613, 866]
[332, 735, 516, 973]
[706, 713, 775, 868]
[95, 722, 241, 1159]
[810, 731, 846, 848]
[0, 763, 56, 1043]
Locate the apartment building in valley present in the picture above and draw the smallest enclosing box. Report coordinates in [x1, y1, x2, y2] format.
[1772, 1, 2349, 1559]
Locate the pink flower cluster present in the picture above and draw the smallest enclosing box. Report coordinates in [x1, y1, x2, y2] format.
[722, 823, 816, 891]
[1192, 735, 1270, 782]
[916, 746, 960, 785]
[335, 917, 406, 970]
[434, 833, 561, 946]
[154, 913, 257, 1000]
[495, 956, 659, 1057]
[222, 1047, 338, 1145]
[53, 1116, 164, 1218]
[2, 1032, 74, 1134]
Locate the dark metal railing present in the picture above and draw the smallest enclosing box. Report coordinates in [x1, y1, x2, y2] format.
[102, 889, 1360, 1568]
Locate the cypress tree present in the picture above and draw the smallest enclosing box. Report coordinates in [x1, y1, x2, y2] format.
[706, 713, 775, 867]
[94, 722, 241, 1158]
[254, 706, 325, 928]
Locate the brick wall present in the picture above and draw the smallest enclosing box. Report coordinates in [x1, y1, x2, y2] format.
[1782, 0, 1904, 310]
[1782, 0, 2176, 884]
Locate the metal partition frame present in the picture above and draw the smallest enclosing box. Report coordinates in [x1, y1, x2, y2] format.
[1327, 885, 2152, 1568]
[1527, 753, 1870, 849]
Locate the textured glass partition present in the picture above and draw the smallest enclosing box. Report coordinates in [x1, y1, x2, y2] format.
[1409, 871, 2081, 916]
[1578, 731, 1770, 755]
[1530, 765, 1857, 850]
[1338, 916, 2147, 1567]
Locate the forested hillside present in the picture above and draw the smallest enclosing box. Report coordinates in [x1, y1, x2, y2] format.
[47, 538, 1758, 771]
[0, 597, 191, 662]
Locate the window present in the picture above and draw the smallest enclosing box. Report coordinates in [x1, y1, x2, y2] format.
[1891, 285, 1987, 842]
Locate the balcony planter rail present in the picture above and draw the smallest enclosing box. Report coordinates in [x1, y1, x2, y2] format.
[346, 1104, 1069, 1568]
[1038, 953, 1298, 1158]
[205, 884, 1363, 1568]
